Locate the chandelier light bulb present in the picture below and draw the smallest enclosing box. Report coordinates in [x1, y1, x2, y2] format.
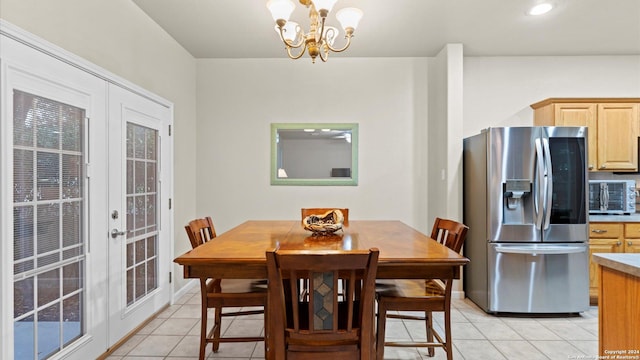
[267, 0, 295, 22]
[336, 7, 363, 31]
[312, 0, 338, 13]
[528, 3, 553, 15]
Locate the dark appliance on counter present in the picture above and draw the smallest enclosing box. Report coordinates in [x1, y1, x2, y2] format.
[463, 126, 589, 314]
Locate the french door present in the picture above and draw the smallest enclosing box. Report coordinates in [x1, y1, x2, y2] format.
[2, 26, 172, 359]
[107, 84, 172, 345]
[2, 33, 109, 360]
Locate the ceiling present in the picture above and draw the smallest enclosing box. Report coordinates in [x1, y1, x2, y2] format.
[132, 0, 640, 59]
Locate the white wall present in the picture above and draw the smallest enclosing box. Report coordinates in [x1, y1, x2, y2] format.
[0, 0, 198, 293]
[196, 57, 431, 233]
[428, 44, 465, 224]
[463, 55, 640, 137]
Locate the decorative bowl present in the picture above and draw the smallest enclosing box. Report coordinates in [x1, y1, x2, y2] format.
[302, 209, 345, 235]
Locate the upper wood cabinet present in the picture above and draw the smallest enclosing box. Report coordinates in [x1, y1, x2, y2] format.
[531, 98, 640, 172]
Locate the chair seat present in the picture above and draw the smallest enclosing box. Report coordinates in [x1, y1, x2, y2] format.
[206, 279, 268, 294]
[376, 279, 446, 299]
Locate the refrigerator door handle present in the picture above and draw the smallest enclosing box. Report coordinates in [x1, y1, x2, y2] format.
[542, 137, 553, 230]
[534, 138, 545, 230]
[494, 245, 586, 255]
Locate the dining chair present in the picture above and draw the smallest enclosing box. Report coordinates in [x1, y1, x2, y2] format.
[266, 247, 379, 360]
[184, 217, 268, 360]
[375, 217, 469, 360]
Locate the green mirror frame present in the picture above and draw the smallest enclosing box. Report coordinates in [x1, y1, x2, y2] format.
[271, 123, 359, 186]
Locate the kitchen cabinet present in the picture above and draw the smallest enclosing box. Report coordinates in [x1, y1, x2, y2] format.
[591, 254, 640, 356]
[531, 98, 640, 172]
[622, 223, 640, 254]
[589, 223, 623, 302]
[589, 222, 640, 303]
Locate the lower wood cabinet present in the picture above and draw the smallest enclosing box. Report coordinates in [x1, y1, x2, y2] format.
[589, 222, 640, 303]
[594, 255, 640, 356]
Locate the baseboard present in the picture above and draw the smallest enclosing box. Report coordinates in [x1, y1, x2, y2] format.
[172, 279, 198, 304]
[452, 290, 466, 300]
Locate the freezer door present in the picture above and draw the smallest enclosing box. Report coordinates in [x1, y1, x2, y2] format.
[487, 243, 589, 313]
[487, 127, 542, 242]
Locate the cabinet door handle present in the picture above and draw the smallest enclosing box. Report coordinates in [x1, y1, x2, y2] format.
[616, 241, 622, 246]
[588, 164, 594, 170]
[628, 241, 633, 246]
[591, 229, 607, 234]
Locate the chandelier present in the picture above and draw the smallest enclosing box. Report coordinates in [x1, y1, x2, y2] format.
[266, 0, 363, 63]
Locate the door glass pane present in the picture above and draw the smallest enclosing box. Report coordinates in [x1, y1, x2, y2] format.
[548, 137, 587, 224]
[125, 123, 159, 306]
[13, 90, 86, 360]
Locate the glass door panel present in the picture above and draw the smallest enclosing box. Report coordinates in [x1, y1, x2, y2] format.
[548, 137, 587, 224]
[12, 90, 86, 360]
[125, 123, 158, 306]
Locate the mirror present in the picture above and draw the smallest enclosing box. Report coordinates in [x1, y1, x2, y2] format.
[271, 123, 358, 186]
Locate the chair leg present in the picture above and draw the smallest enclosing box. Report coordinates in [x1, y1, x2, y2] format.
[213, 307, 222, 352]
[199, 305, 208, 360]
[376, 300, 387, 360]
[426, 311, 435, 357]
[444, 308, 453, 360]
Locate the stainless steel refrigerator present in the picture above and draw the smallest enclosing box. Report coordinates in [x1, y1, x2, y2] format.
[463, 127, 589, 314]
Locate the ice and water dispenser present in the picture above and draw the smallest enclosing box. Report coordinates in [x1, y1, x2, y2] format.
[503, 179, 532, 224]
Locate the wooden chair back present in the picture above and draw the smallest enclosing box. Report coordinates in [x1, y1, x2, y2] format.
[301, 208, 349, 225]
[266, 248, 379, 360]
[375, 218, 468, 360]
[184, 216, 266, 359]
[185, 216, 217, 249]
[430, 217, 468, 254]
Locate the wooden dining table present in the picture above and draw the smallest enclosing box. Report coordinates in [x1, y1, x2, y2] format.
[173, 220, 470, 359]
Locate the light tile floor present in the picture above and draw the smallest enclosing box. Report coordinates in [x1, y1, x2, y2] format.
[106, 286, 598, 359]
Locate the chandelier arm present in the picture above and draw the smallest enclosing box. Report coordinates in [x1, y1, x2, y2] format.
[318, 45, 328, 62]
[286, 43, 308, 60]
[317, 16, 326, 44]
[277, 26, 305, 49]
[324, 35, 353, 53]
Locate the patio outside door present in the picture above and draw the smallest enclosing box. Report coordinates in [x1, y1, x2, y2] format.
[107, 84, 172, 346]
[2, 27, 172, 359]
[3, 34, 109, 360]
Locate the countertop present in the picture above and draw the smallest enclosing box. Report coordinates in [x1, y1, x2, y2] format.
[589, 213, 640, 222]
[592, 253, 640, 277]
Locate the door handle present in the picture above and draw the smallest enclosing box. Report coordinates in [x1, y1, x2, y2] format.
[111, 229, 129, 238]
[591, 229, 607, 234]
[542, 137, 553, 231]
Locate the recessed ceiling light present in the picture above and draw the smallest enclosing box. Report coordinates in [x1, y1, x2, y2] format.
[528, 3, 553, 15]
